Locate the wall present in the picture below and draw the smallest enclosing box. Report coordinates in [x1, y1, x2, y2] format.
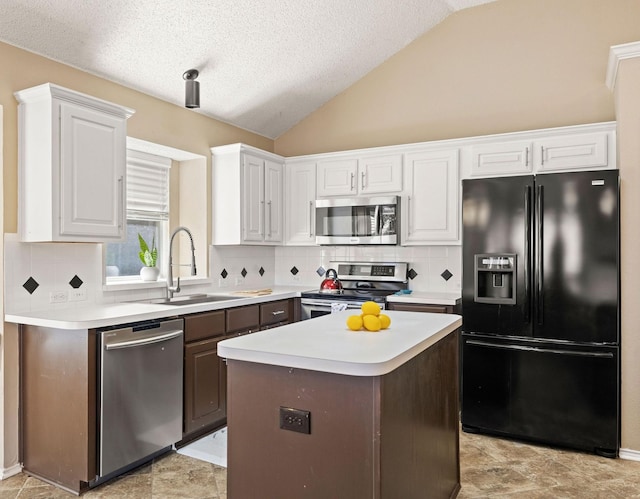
[274, 0, 640, 455]
[275, 0, 640, 156]
[612, 52, 640, 455]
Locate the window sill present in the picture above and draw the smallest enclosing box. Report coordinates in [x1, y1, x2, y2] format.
[103, 275, 212, 292]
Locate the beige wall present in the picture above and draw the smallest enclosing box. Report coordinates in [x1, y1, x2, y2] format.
[0, 41, 274, 234]
[275, 0, 640, 156]
[614, 55, 640, 452]
[276, 0, 640, 453]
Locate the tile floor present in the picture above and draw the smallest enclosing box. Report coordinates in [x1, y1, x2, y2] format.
[3, 430, 640, 498]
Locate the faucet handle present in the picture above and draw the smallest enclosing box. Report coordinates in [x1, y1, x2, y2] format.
[175, 277, 181, 294]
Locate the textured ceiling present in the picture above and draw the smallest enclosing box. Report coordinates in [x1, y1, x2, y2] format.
[0, 0, 494, 139]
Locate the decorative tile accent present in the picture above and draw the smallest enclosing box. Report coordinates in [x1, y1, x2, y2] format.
[441, 269, 453, 281]
[316, 266, 326, 277]
[69, 275, 83, 289]
[407, 268, 418, 280]
[290, 266, 299, 276]
[23, 277, 39, 294]
[241, 268, 247, 278]
[220, 269, 228, 279]
[259, 267, 265, 276]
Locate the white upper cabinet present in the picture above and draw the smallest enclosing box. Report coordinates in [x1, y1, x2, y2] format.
[467, 123, 615, 178]
[284, 161, 316, 245]
[211, 144, 284, 245]
[470, 140, 533, 177]
[402, 149, 460, 245]
[316, 153, 402, 197]
[14, 83, 134, 242]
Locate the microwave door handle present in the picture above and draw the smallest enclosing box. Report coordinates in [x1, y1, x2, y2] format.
[374, 204, 380, 236]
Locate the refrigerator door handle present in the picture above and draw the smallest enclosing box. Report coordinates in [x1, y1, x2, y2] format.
[466, 339, 615, 358]
[536, 184, 544, 325]
[524, 185, 532, 323]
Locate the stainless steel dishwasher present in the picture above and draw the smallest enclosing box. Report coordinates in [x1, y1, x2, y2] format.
[96, 318, 184, 482]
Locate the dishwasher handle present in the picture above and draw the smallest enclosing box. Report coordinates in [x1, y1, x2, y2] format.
[105, 329, 183, 350]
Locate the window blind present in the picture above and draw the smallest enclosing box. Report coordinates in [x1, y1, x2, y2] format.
[126, 149, 171, 221]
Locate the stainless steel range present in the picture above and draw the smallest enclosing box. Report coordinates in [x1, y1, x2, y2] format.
[300, 262, 408, 320]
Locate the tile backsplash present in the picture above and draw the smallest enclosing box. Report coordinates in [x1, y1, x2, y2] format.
[4, 233, 461, 314]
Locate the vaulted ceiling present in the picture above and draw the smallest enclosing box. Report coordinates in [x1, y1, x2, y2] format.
[0, 0, 494, 138]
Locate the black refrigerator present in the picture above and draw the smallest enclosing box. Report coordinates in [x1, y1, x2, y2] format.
[460, 170, 620, 457]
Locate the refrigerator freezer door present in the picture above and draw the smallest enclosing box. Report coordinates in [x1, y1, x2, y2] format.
[461, 334, 619, 456]
[534, 170, 619, 344]
[462, 176, 534, 337]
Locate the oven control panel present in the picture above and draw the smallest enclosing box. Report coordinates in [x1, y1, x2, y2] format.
[335, 262, 408, 282]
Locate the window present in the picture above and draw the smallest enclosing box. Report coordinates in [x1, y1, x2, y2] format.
[105, 150, 171, 280]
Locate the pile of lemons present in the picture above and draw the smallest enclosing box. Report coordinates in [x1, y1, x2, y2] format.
[346, 301, 391, 332]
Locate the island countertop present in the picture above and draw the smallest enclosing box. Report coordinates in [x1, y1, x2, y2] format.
[218, 310, 461, 377]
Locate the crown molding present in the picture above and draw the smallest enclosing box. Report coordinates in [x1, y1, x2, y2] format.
[606, 41, 640, 90]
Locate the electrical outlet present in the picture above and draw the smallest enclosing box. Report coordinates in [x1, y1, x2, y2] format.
[69, 288, 87, 302]
[49, 291, 68, 303]
[279, 407, 311, 434]
[235, 277, 243, 285]
[218, 278, 228, 288]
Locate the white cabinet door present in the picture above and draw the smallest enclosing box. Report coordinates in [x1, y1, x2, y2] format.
[285, 162, 316, 245]
[15, 83, 133, 242]
[316, 158, 357, 196]
[403, 149, 459, 244]
[59, 101, 125, 238]
[242, 154, 265, 242]
[264, 160, 283, 243]
[536, 132, 609, 172]
[211, 144, 285, 245]
[359, 154, 402, 194]
[470, 140, 533, 177]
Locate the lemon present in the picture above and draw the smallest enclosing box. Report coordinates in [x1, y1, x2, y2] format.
[378, 313, 391, 329]
[363, 314, 382, 332]
[361, 301, 381, 317]
[346, 315, 363, 331]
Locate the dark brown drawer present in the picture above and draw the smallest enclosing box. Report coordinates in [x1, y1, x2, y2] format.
[387, 303, 453, 314]
[226, 305, 260, 334]
[184, 310, 226, 342]
[260, 299, 292, 327]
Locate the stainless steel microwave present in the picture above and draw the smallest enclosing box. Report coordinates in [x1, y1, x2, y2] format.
[315, 196, 399, 245]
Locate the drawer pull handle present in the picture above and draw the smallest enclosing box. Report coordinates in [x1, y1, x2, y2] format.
[272, 310, 285, 316]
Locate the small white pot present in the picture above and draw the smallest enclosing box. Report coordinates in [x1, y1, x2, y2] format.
[140, 266, 160, 282]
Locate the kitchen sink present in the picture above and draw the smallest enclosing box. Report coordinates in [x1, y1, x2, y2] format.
[136, 294, 243, 306]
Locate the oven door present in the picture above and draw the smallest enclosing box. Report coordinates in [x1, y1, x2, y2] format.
[300, 298, 385, 320]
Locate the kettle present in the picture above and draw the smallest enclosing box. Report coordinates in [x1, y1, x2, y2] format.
[320, 268, 343, 294]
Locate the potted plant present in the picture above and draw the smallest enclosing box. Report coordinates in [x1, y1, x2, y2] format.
[138, 234, 160, 281]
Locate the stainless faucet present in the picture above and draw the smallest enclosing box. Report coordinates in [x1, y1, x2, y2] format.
[167, 226, 197, 298]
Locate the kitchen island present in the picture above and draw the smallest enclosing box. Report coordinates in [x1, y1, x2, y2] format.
[218, 310, 462, 499]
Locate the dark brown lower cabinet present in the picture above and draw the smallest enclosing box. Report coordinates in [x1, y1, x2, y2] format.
[184, 337, 227, 435]
[387, 301, 460, 314]
[20, 326, 96, 494]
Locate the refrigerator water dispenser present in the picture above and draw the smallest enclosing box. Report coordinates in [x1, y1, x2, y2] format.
[474, 254, 516, 305]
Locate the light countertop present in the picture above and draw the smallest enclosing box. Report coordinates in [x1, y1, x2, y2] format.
[218, 310, 462, 376]
[386, 291, 461, 305]
[4, 286, 309, 329]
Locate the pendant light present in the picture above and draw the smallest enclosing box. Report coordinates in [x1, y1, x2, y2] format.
[183, 69, 200, 108]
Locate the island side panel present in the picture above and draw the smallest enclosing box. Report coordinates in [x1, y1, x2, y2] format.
[226, 360, 379, 498]
[20, 325, 96, 493]
[380, 328, 461, 499]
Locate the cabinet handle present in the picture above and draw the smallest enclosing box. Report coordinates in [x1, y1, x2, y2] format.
[407, 195, 412, 236]
[272, 310, 285, 316]
[350, 172, 355, 190]
[525, 147, 529, 167]
[117, 176, 124, 230]
[361, 171, 366, 190]
[267, 200, 272, 237]
[309, 201, 313, 238]
[540, 146, 545, 166]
